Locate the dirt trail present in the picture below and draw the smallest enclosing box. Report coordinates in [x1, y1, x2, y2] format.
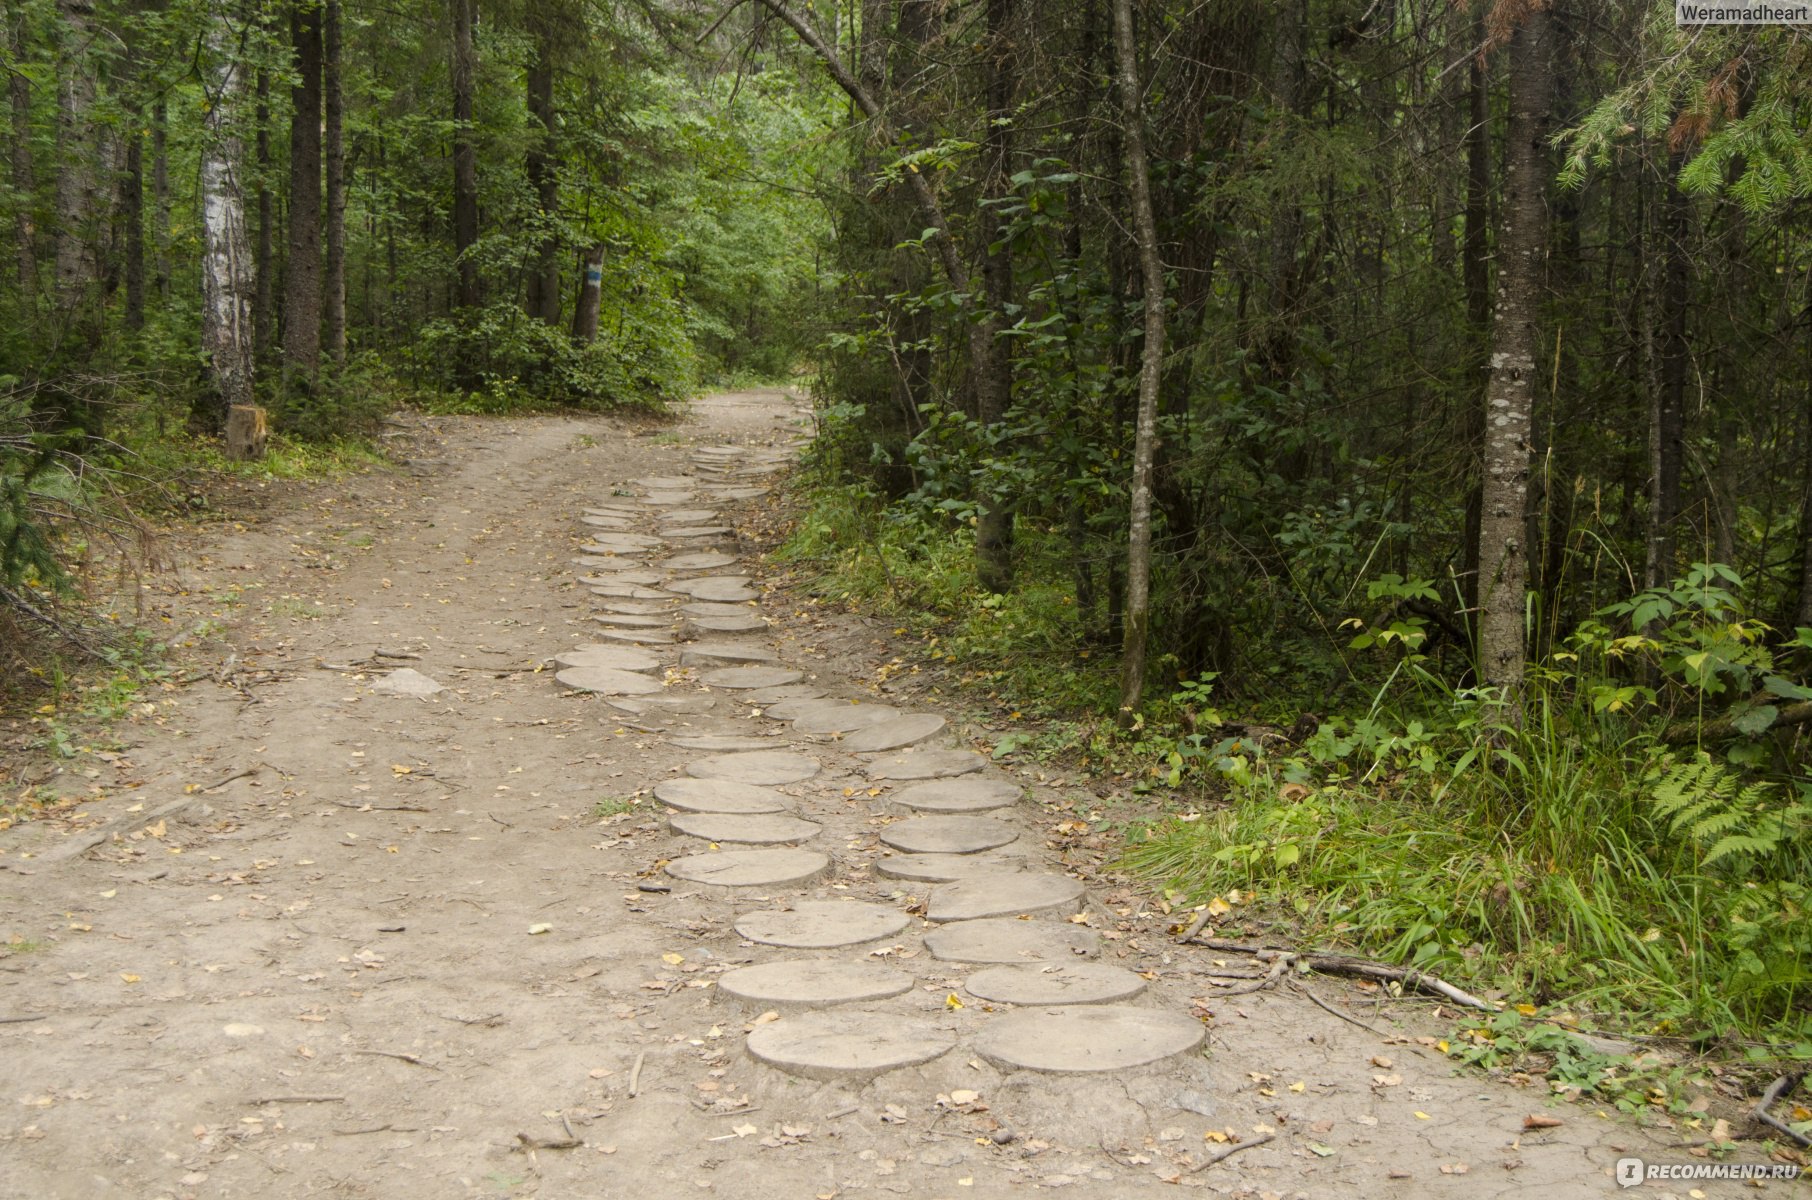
[0, 392, 1761, 1199]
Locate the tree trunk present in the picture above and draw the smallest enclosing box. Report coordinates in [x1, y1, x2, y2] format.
[122, 123, 143, 330]
[972, 0, 1015, 594]
[1112, 0, 1166, 721]
[200, 1, 257, 445]
[7, 2, 35, 291]
[523, 22, 561, 325]
[53, 0, 97, 315]
[570, 243, 603, 344]
[1475, 2, 1550, 726]
[1798, 281, 1812, 630]
[253, 65, 274, 366]
[151, 95, 169, 298]
[283, 0, 323, 387]
[450, 0, 480, 310]
[1643, 148, 1690, 594]
[322, 0, 346, 364]
[1459, 6, 1490, 631]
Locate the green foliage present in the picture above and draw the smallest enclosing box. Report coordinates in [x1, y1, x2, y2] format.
[1648, 755, 1811, 868]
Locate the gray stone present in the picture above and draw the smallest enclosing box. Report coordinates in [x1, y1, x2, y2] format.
[683, 615, 769, 636]
[591, 613, 673, 629]
[717, 960, 911, 1011]
[668, 734, 786, 751]
[587, 600, 672, 615]
[635, 475, 696, 490]
[583, 570, 663, 585]
[665, 848, 829, 889]
[926, 874, 1086, 922]
[579, 514, 631, 529]
[661, 525, 733, 539]
[669, 811, 822, 844]
[619, 693, 716, 712]
[662, 552, 739, 572]
[744, 1010, 953, 1081]
[554, 666, 666, 696]
[735, 901, 910, 949]
[793, 704, 902, 735]
[922, 918, 1100, 964]
[654, 778, 788, 814]
[888, 778, 1021, 814]
[841, 714, 948, 753]
[866, 750, 988, 780]
[763, 697, 856, 721]
[642, 491, 696, 505]
[963, 963, 1147, 1007]
[687, 750, 819, 785]
[552, 645, 663, 673]
[680, 642, 778, 668]
[740, 685, 826, 705]
[593, 626, 675, 643]
[709, 487, 768, 500]
[588, 584, 677, 601]
[970, 1005, 1205, 1073]
[876, 853, 1029, 883]
[581, 531, 661, 549]
[670, 576, 759, 602]
[699, 666, 804, 690]
[680, 601, 756, 617]
[878, 816, 1017, 855]
[370, 667, 444, 697]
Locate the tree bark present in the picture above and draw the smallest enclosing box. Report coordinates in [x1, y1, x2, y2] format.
[1798, 278, 1812, 630]
[53, 0, 97, 315]
[1112, 0, 1166, 721]
[1475, 1, 1550, 726]
[570, 243, 602, 344]
[7, 2, 35, 291]
[972, 0, 1015, 594]
[450, 0, 480, 311]
[122, 123, 143, 330]
[1459, 5, 1490, 630]
[322, 0, 346, 363]
[253, 64, 274, 366]
[200, 1, 257, 442]
[283, 0, 323, 386]
[523, 19, 560, 326]
[151, 95, 169, 298]
[1643, 148, 1690, 594]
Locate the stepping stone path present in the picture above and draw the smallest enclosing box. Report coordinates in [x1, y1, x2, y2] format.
[552, 430, 1210, 1092]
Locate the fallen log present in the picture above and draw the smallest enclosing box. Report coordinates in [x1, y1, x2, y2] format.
[1178, 931, 1495, 1011]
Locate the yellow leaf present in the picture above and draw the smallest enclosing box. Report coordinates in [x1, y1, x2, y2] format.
[391, 764, 412, 775]
[1414, 1111, 1431, 1120]
[1437, 1040, 1450, 1053]
[662, 952, 685, 966]
[945, 992, 964, 1010]
[1514, 1003, 1538, 1016]
[1288, 1081, 1305, 1094]
[120, 973, 141, 983]
[1206, 896, 1231, 917]
[1203, 1129, 1229, 1144]
[384, 844, 399, 854]
[147, 820, 167, 839]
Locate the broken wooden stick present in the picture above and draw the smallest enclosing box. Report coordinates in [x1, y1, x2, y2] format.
[1180, 934, 1494, 1011]
[1754, 1070, 1812, 1147]
[1188, 1131, 1275, 1172]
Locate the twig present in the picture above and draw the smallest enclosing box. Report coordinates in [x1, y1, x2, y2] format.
[198, 766, 260, 793]
[0, 1015, 48, 1024]
[1175, 906, 1216, 945]
[1754, 1071, 1812, 1147]
[1212, 956, 1291, 996]
[1179, 937, 1495, 1011]
[332, 800, 431, 813]
[354, 1049, 441, 1071]
[628, 1050, 647, 1097]
[335, 1123, 411, 1135]
[489, 813, 513, 828]
[1292, 980, 1390, 1037]
[440, 1012, 504, 1026]
[1187, 1131, 1275, 1172]
[372, 650, 421, 660]
[249, 1094, 345, 1105]
[516, 1130, 583, 1151]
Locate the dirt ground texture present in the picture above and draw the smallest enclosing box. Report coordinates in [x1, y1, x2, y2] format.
[0, 391, 1796, 1199]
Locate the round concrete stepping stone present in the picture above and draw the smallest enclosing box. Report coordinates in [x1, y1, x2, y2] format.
[594, 626, 675, 643]
[581, 531, 661, 549]
[971, 1005, 1205, 1073]
[878, 816, 1017, 855]
[668, 734, 786, 752]
[963, 963, 1148, 1007]
[700, 666, 804, 689]
[583, 505, 638, 517]
[642, 491, 696, 505]
[687, 750, 818, 785]
[670, 576, 758, 602]
[665, 848, 829, 889]
[683, 615, 769, 635]
[582, 569, 663, 585]
[589, 584, 676, 601]
[763, 697, 855, 721]
[663, 552, 739, 572]
[662, 525, 733, 539]
[927, 873, 1086, 922]
[866, 750, 987, 780]
[876, 852, 1029, 882]
[623, 693, 717, 712]
[889, 778, 1021, 814]
[592, 613, 673, 629]
[841, 714, 948, 753]
[923, 918, 1100, 963]
[589, 600, 671, 615]
[636, 475, 696, 490]
[745, 1010, 953, 1081]
[680, 642, 778, 668]
[555, 666, 666, 696]
[669, 811, 822, 844]
[681, 601, 756, 617]
[661, 509, 719, 525]
[793, 704, 903, 735]
[579, 514, 631, 529]
[716, 960, 910, 1011]
[735, 901, 910, 948]
[710, 487, 768, 500]
[654, 778, 788, 814]
[552, 645, 662, 672]
[741, 684, 826, 705]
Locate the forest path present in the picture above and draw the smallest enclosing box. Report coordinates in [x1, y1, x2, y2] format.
[0, 392, 1706, 1199]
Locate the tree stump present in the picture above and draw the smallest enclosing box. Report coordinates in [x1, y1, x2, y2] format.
[225, 404, 268, 461]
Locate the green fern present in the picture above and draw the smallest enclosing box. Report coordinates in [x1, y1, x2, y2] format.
[1648, 756, 1810, 868]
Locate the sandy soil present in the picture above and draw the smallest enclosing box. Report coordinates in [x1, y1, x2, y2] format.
[0, 391, 1788, 1199]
